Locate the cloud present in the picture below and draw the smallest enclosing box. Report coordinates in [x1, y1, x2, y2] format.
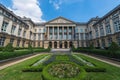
[49, 0, 83, 10]
[11, 0, 45, 22]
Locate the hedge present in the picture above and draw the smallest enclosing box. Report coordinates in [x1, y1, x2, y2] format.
[73, 48, 120, 59]
[42, 61, 86, 80]
[0, 50, 32, 60]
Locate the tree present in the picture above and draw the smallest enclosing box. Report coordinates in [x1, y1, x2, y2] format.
[28, 43, 33, 53]
[108, 42, 119, 54]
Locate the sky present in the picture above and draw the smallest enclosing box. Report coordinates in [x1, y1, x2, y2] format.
[0, 0, 120, 22]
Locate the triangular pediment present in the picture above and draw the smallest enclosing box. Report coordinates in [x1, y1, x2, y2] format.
[46, 17, 75, 24]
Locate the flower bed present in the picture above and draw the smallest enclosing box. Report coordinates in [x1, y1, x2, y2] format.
[42, 61, 86, 80]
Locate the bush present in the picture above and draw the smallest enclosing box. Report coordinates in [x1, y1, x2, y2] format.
[0, 50, 32, 60]
[22, 66, 43, 72]
[0, 47, 4, 51]
[84, 67, 106, 72]
[108, 42, 120, 54]
[3, 43, 14, 52]
[28, 44, 33, 53]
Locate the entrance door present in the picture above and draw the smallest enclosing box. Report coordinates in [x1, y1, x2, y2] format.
[64, 41, 67, 48]
[54, 41, 57, 48]
[59, 41, 62, 48]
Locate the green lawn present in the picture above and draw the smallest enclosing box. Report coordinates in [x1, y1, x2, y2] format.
[74, 53, 120, 80]
[0, 54, 49, 80]
[0, 53, 120, 80]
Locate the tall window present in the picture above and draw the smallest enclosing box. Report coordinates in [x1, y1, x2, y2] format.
[11, 25, 16, 34]
[113, 21, 120, 32]
[95, 27, 99, 37]
[17, 39, 20, 47]
[108, 38, 112, 46]
[117, 36, 120, 46]
[1, 21, 8, 32]
[23, 31, 26, 38]
[0, 37, 6, 46]
[18, 28, 22, 36]
[106, 25, 111, 34]
[101, 39, 105, 47]
[38, 34, 40, 40]
[22, 41, 25, 47]
[10, 38, 14, 46]
[100, 24, 104, 36]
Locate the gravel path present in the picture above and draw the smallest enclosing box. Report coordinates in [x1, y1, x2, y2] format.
[0, 53, 44, 70]
[74, 53, 120, 68]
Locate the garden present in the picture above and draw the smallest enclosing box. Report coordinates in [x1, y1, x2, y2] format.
[0, 52, 120, 80]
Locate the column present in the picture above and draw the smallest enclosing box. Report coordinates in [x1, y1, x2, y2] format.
[67, 27, 69, 40]
[110, 18, 114, 34]
[47, 27, 49, 40]
[57, 41, 59, 48]
[57, 27, 59, 40]
[62, 27, 64, 40]
[72, 26, 74, 40]
[52, 27, 54, 40]
[103, 21, 106, 36]
[52, 41, 54, 48]
[62, 41, 65, 48]
[0, 15, 4, 32]
[67, 41, 69, 48]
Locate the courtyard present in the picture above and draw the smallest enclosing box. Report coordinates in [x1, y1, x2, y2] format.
[0, 51, 120, 80]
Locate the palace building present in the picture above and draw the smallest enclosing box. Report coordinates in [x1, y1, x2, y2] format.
[0, 4, 120, 49]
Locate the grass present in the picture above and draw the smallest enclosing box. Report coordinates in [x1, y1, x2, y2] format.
[74, 53, 120, 80]
[0, 53, 120, 80]
[55, 55, 69, 61]
[0, 53, 49, 80]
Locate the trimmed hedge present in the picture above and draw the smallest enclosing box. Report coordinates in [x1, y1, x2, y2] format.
[73, 48, 120, 59]
[22, 66, 43, 72]
[84, 67, 106, 72]
[42, 61, 86, 80]
[0, 50, 32, 60]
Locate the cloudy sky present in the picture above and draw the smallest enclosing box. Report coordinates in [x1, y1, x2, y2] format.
[0, 0, 120, 22]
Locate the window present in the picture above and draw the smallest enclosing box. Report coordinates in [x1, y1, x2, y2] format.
[101, 39, 105, 47]
[17, 39, 20, 47]
[113, 21, 120, 32]
[106, 25, 111, 34]
[117, 37, 120, 46]
[23, 31, 26, 38]
[18, 28, 22, 36]
[11, 25, 16, 34]
[10, 38, 14, 45]
[80, 29, 83, 33]
[22, 41, 25, 47]
[0, 37, 6, 46]
[1, 21, 8, 32]
[100, 24, 104, 36]
[95, 27, 99, 37]
[108, 38, 112, 46]
[39, 29, 41, 33]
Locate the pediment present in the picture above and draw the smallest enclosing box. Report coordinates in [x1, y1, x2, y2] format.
[46, 17, 75, 24]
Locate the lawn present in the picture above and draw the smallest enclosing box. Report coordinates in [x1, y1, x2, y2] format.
[0, 53, 120, 80]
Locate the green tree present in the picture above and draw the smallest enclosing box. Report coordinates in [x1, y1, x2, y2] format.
[108, 42, 119, 54]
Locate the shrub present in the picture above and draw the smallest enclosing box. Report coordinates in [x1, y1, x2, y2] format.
[0, 47, 4, 51]
[84, 67, 106, 72]
[108, 42, 120, 54]
[3, 43, 14, 52]
[28, 44, 33, 53]
[22, 66, 43, 72]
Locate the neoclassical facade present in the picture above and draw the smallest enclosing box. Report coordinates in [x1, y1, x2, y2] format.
[0, 4, 120, 49]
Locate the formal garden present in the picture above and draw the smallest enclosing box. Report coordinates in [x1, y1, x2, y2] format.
[0, 42, 120, 80]
[0, 52, 120, 80]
